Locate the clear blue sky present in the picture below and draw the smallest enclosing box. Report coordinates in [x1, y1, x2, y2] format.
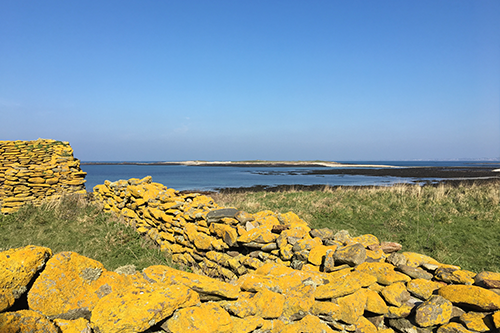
[1, 1, 499, 161]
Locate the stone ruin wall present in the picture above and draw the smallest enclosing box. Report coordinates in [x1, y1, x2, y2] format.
[86, 176, 500, 332]
[0, 139, 87, 214]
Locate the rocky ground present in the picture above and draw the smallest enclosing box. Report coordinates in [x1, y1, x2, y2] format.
[208, 167, 500, 194]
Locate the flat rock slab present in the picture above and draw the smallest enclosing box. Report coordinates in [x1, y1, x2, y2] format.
[206, 208, 239, 223]
[91, 283, 200, 333]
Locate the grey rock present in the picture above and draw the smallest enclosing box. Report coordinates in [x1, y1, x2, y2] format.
[323, 250, 336, 273]
[414, 295, 453, 328]
[309, 228, 335, 241]
[242, 242, 264, 249]
[386, 252, 407, 267]
[396, 264, 434, 280]
[333, 243, 366, 267]
[206, 208, 239, 223]
[388, 318, 433, 333]
[261, 243, 278, 252]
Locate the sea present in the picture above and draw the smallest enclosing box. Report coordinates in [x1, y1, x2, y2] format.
[80, 161, 500, 193]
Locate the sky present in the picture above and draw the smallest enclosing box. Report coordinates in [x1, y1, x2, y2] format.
[1, 1, 499, 162]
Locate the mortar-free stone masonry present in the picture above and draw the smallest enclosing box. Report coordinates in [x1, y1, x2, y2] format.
[1, 140, 500, 333]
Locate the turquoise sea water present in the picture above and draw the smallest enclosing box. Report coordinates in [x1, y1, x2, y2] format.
[80, 161, 499, 192]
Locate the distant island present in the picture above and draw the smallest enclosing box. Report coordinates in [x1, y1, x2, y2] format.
[81, 160, 398, 168]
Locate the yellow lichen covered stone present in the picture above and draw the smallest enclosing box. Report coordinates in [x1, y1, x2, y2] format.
[293, 237, 323, 252]
[91, 283, 199, 333]
[143, 265, 239, 299]
[387, 303, 413, 319]
[166, 302, 233, 333]
[310, 300, 340, 316]
[28, 251, 148, 317]
[354, 316, 378, 333]
[280, 224, 311, 240]
[460, 312, 495, 332]
[414, 295, 452, 327]
[351, 234, 379, 247]
[365, 247, 386, 262]
[53, 318, 92, 333]
[253, 288, 285, 319]
[209, 223, 238, 246]
[402, 252, 440, 267]
[438, 285, 500, 311]
[475, 271, 500, 289]
[0, 245, 52, 295]
[379, 329, 396, 333]
[0, 289, 15, 312]
[0, 309, 59, 333]
[238, 226, 279, 244]
[282, 284, 315, 320]
[435, 267, 475, 285]
[355, 262, 411, 285]
[192, 231, 216, 250]
[253, 213, 280, 227]
[222, 291, 258, 317]
[231, 316, 265, 333]
[363, 288, 389, 314]
[380, 282, 411, 307]
[436, 322, 474, 333]
[493, 311, 500, 330]
[307, 244, 338, 266]
[336, 288, 368, 324]
[280, 315, 335, 333]
[314, 270, 376, 300]
[407, 278, 443, 300]
[259, 319, 286, 333]
[279, 211, 309, 228]
[237, 273, 283, 293]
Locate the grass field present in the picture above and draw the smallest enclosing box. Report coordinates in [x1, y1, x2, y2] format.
[213, 181, 500, 273]
[0, 194, 170, 271]
[1, 181, 499, 273]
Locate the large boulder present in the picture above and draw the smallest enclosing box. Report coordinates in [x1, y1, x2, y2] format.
[438, 285, 500, 311]
[0, 309, 59, 333]
[0, 245, 52, 312]
[91, 283, 200, 333]
[27, 251, 150, 318]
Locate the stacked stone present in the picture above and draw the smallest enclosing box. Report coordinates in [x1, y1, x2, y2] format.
[89, 177, 500, 332]
[93, 177, 341, 280]
[0, 139, 87, 214]
[2, 245, 500, 333]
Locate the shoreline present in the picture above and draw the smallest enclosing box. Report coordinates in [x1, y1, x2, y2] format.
[81, 160, 399, 168]
[185, 178, 500, 195]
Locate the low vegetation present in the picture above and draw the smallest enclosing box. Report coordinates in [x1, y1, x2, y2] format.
[0, 194, 170, 271]
[1, 181, 499, 273]
[213, 181, 500, 273]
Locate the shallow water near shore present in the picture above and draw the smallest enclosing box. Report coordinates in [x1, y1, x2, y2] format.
[80, 160, 500, 192]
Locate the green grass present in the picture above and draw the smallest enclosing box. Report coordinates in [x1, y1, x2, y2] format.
[2, 182, 499, 274]
[0, 194, 172, 271]
[213, 182, 500, 273]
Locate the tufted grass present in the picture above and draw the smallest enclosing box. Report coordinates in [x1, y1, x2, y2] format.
[2, 181, 499, 274]
[213, 181, 500, 273]
[0, 193, 172, 271]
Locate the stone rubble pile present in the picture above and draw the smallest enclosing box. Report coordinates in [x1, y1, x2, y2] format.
[0, 139, 87, 214]
[2, 175, 500, 332]
[1, 243, 500, 333]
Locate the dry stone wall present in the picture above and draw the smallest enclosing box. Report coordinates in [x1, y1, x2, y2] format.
[79, 176, 500, 332]
[0, 139, 87, 214]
